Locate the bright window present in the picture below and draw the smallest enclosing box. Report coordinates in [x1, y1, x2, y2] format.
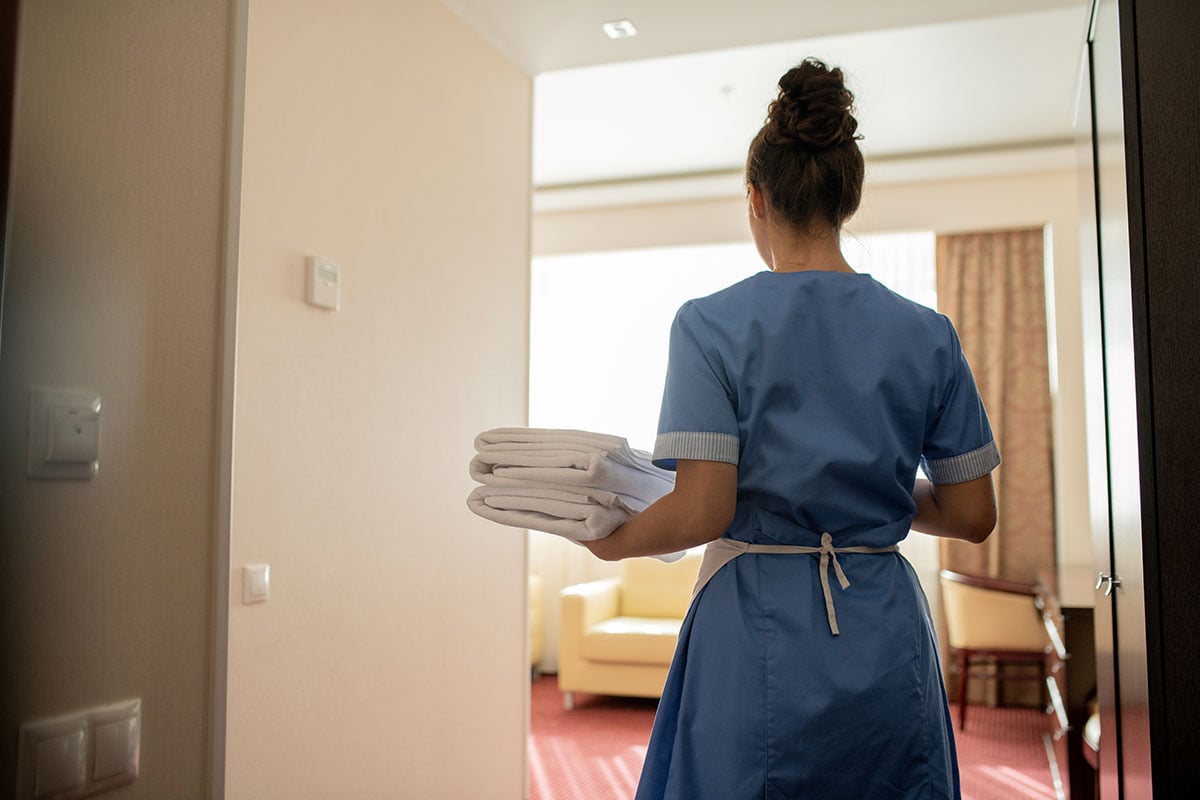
[529, 232, 936, 450]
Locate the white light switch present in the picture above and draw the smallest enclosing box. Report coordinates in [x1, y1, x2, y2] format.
[243, 563, 270, 604]
[87, 699, 140, 793]
[305, 255, 341, 310]
[92, 718, 137, 781]
[34, 730, 86, 796]
[16, 715, 87, 799]
[16, 699, 140, 800]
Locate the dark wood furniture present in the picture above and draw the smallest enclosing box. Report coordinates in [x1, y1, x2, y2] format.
[1037, 586, 1097, 800]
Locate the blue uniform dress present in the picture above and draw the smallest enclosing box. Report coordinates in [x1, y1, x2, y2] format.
[637, 270, 1000, 800]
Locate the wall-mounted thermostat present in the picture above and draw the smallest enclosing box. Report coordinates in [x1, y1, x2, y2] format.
[27, 387, 101, 480]
[305, 255, 341, 310]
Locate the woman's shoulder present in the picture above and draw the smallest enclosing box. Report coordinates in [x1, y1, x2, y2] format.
[678, 270, 956, 344]
[682, 271, 775, 313]
[687, 270, 935, 314]
[667, 273, 760, 324]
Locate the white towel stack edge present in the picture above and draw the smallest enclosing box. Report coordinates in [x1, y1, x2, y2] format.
[467, 427, 683, 562]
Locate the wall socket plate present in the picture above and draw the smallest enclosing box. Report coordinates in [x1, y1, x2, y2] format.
[27, 387, 102, 480]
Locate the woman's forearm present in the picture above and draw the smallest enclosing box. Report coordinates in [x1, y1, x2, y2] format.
[585, 490, 726, 561]
[584, 459, 738, 561]
[911, 480, 953, 538]
[910, 476, 997, 544]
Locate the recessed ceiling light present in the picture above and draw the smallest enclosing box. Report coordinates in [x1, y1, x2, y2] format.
[602, 19, 638, 39]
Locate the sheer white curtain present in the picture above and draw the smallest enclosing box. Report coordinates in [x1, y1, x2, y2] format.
[528, 232, 937, 672]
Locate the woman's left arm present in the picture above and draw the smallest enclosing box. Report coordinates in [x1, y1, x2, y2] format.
[583, 459, 737, 561]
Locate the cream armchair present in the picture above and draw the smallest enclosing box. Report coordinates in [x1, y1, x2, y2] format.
[529, 574, 544, 677]
[558, 551, 703, 710]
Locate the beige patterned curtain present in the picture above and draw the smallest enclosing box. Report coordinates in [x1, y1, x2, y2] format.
[936, 228, 1056, 582]
[935, 229, 1057, 706]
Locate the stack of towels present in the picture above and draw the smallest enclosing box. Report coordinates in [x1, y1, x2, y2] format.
[467, 427, 681, 561]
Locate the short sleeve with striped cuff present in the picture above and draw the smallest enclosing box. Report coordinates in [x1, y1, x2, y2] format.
[651, 302, 740, 471]
[921, 318, 1001, 484]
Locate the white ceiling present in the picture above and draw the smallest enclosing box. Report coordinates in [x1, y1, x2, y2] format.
[437, 1, 1092, 188]
[438, 0, 1083, 74]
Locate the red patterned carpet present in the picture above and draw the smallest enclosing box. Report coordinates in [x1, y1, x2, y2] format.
[529, 676, 1055, 800]
[954, 704, 1059, 800]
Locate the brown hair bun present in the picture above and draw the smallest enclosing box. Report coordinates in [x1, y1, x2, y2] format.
[746, 57, 865, 231]
[766, 58, 860, 150]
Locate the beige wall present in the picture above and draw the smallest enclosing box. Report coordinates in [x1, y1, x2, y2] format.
[225, 1, 532, 798]
[534, 166, 1094, 612]
[0, 1, 232, 796]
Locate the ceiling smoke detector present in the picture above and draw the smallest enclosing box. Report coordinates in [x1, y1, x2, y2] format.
[602, 19, 638, 39]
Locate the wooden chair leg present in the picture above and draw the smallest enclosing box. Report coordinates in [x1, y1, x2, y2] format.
[563, 691, 575, 711]
[957, 651, 969, 731]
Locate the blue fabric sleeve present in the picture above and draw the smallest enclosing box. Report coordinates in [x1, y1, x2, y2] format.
[920, 318, 1001, 484]
[651, 302, 740, 470]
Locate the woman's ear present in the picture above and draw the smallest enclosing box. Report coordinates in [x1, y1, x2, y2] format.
[747, 183, 768, 220]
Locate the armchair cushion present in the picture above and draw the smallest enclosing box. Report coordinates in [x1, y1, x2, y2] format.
[581, 617, 684, 665]
[529, 574, 544, 667]
[558, 551, 702, 702]
[941, 577, 1045, 652]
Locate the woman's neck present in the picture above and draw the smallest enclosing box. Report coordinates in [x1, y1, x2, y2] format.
[764, 227, 855, 274]
[768, 239, 854, 273]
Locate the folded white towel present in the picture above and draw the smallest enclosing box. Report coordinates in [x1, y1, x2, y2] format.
[470, 427, 674, 506]
[467, 485, 636, 542]
[467, 427, 682, 562]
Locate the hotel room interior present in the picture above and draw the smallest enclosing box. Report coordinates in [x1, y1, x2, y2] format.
[0, 1, 1196, 798]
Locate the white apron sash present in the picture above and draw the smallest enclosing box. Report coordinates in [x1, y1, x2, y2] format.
[692, 533, 899, 635]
